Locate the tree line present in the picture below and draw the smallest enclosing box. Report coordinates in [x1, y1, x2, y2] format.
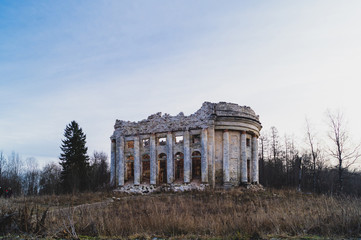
[0, 150, 109, 196]
[259, 110, 361, 196]
[0, 121, 109, 196]
[1, 112, 360, 197]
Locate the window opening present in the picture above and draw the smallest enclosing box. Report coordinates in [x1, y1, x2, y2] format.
[191, 151, 201, 179]
[158, 153, 167, 184]
[127, 141, 134, 149]
[142, 138, 150, 147]
[158, 137, 166, 146]
[192, 135, 201, 144]
[142, 154, 150, 183]
[174, 152, 184, 181]
[175, 136, 184, 144]
[125, 155, 134, 181]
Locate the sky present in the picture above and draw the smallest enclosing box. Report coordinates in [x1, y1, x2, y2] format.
[1, 1, 361, 169]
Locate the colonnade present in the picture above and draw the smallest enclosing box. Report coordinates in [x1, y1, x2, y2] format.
[110, 128, 259, 187]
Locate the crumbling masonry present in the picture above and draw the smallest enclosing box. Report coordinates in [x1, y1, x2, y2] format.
[110, 102, 262, 188]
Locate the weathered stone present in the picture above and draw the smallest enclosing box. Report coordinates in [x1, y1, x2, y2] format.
[110, 139, 116, 186]
[183, 130, 191, 183]
[201, 128, 208, 183]
[113, 102, 260, 136]
[252, 136, 259, 183]
[241, 131, 247, 183]
[111, 101, 262, 189]
[117, 136, 125, 186]
[134, 136, 140, 185]
[223, 130, 230, 183]
[150, 134, 157, 185]
[166, 132, 173, 183]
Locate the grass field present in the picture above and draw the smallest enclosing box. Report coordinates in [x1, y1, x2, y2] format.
[0, 188, 360, 239]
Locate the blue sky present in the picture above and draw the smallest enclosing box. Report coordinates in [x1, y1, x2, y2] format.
[1, 1, 361, 168]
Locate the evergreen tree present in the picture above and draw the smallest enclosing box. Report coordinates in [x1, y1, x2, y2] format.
[59, 121, 90, 193]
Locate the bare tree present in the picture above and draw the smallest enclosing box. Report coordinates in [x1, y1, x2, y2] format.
[23, 157, 40, 195]
[0, 151, 6, 181]
[5, 152, 23, 195]
[305, 118, 322, 192]
[259, 134, 267, 184]
[39, 163, 62, 195]
[89, 151, 109, 191]
[270, 126, 280, 163]
[327, 110, 361, 193]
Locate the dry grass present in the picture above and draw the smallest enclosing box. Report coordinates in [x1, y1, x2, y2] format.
[1, 189, 361, 239]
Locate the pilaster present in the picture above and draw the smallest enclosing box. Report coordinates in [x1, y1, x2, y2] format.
[183, 130, 191, 183]
[251, 136, 259, 183]
[201, 128, 208, 183]
[150, 134, 157, 185]
[110, 139, 116, 187]
[133, 136, 140, 185]
[241, 131, 247, 183]
[166, 132, 174, 183]
[117, 136, 125, 186]
[223, 130, 230, 183]
[208, 127, 216, 188]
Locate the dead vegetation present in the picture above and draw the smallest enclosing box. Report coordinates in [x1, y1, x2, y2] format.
[1, 189, 360, 239]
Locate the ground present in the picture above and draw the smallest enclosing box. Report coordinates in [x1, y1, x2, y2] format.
[0, 188, 360, 239]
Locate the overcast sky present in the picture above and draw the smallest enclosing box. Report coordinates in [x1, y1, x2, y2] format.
[1, 1, 360, 168]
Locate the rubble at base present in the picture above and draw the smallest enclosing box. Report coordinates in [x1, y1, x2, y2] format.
[114, 182, 209, 195]
[245, 184, 265, 191]
[113, 182, 265, 195]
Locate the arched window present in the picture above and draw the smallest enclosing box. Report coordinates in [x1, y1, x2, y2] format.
[191, 151, 201, 179]
[174, 152, 184, 181]
[158, 153, 167, 184]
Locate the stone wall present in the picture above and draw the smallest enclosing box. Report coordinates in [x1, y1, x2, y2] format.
[111, 101, 262, 188]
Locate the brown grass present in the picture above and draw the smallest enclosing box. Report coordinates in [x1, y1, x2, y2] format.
[1, 189, 361, 239]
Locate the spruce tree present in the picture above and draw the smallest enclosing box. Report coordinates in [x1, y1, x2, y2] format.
[59, 121, 90, 193]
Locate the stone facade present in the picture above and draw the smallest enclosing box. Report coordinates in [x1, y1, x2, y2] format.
[110, 102, 262, 188]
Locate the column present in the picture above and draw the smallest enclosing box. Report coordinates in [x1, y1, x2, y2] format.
[183, 130, 191, 183]
[241, 131, 248, 183]
[117, 136, 125, 186]
[133, 136, 140, 185]
[166, 132, 174, 183]
[201, 128, 208, 183]
[251, 135, 259, 183]
[208, 127, 216, 188]
[150, 134, 157, 185]
[110, 138, 116, 187]
[223, 130, 230, 183]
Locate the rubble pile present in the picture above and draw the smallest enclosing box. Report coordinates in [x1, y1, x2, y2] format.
[245, 184, 265, 191]
[114, 183, 209, 195]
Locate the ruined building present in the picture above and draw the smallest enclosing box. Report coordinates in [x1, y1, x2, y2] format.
[110, 102, 262, 188]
